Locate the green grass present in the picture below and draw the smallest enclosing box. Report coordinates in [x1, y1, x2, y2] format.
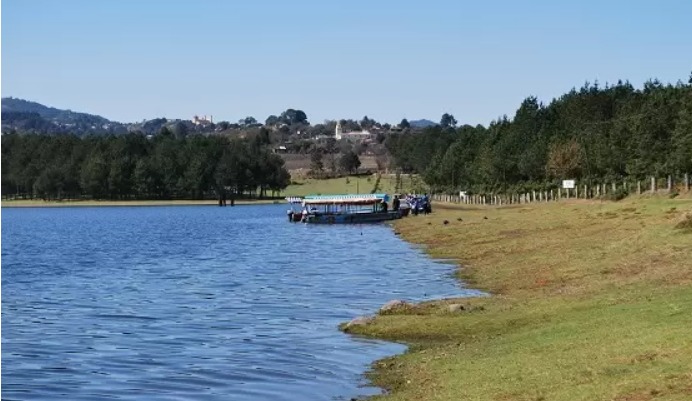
[345, 196, 692, 401]
[283, 174, 425, 197]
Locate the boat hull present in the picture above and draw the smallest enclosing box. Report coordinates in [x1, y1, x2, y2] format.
[304, 211, 402, 224]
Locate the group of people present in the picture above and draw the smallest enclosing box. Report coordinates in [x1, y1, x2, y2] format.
[390, 193, 432, 215]
[408, 193, 432, 215]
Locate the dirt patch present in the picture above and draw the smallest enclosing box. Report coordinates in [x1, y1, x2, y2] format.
[498, 229, 526, 238]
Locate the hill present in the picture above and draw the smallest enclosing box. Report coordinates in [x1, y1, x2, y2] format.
[2, 97, 113, 124]
[1, 97, 126, 135]
[409, 119, 437, 128]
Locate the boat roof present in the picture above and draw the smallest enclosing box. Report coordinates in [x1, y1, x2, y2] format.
[285, 196, 304, 204]
[302, 193, 389, 205]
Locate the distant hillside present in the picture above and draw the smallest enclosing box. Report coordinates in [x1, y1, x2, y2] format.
[2, 97, 125, 135]
[409, 119, 437, 128]
[2, 97, 112, 124]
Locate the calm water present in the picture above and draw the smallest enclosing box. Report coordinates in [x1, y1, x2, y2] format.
[2, 204, 481, 401]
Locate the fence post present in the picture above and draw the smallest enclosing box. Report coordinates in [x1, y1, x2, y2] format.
[651, 176, 656, 193]
[685, 173, 690, 192]
[637, 181, 641, 195]
[602, 183, 607, 196]
[667, 175, 672, 192]
[596, 184, 600, 197]
[583, 185, 587, 199]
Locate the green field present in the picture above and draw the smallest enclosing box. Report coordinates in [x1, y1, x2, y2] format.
[344, 196, 692, 400]
[283, 174, 426, 197]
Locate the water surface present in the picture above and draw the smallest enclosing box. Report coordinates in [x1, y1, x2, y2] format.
[2, 204, 481, 400]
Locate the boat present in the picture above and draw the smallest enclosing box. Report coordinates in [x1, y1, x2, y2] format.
[285, 194, 403, 224]
[285, 196, 305, 222]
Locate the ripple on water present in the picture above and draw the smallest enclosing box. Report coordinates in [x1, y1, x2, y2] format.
[2, 205, 480, 401]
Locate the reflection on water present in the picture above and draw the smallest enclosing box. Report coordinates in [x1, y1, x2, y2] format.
[2, 204, 482, 400]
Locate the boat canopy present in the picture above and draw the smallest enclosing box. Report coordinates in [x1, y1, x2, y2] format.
[285, 196, 304, 204]
[302, 193, 390, 205]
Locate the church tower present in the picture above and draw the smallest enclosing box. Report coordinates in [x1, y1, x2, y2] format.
[335, 121, 342, 140]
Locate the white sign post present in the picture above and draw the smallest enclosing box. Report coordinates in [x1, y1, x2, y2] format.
[562, 180, 575, 189]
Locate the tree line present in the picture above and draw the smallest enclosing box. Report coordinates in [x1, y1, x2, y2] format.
[386, 77, 692, 194]
[1, 130, 291, 200]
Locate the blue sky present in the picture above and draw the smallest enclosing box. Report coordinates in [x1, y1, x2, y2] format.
[2, 0, 692, 125]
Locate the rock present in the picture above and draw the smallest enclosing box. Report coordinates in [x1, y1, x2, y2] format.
[443, 220, 449, 225]
[457, 217, 463, 222]
[344, 316, 373, 330]
[483, 216, 488, 220]
[379, 299, 410, 313]
[447, 303, 465, 313]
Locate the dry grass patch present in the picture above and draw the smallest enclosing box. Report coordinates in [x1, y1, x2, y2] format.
[674, 213, 692, 233]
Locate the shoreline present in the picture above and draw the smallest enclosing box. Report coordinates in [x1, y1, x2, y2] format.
[1, 199, 281, 208]
[344, 196, 692, 400]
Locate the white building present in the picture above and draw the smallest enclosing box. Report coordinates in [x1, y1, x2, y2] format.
[192, 115, 213, 126]
[335, 121, 373, 141]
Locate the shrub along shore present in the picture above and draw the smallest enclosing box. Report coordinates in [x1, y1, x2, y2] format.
[344, 195, 692, 401]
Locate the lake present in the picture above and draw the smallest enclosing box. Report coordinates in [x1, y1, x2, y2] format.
[2, 204, 481, 401]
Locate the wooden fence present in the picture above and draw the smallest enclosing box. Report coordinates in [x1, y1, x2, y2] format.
[431, 173, 691, 205]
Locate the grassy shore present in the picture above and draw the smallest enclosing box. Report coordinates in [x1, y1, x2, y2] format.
[1, 198, 280, 208]
[345, 195, 692, 401]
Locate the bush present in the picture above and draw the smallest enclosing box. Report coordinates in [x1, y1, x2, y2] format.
[604, 187, 629, 201]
